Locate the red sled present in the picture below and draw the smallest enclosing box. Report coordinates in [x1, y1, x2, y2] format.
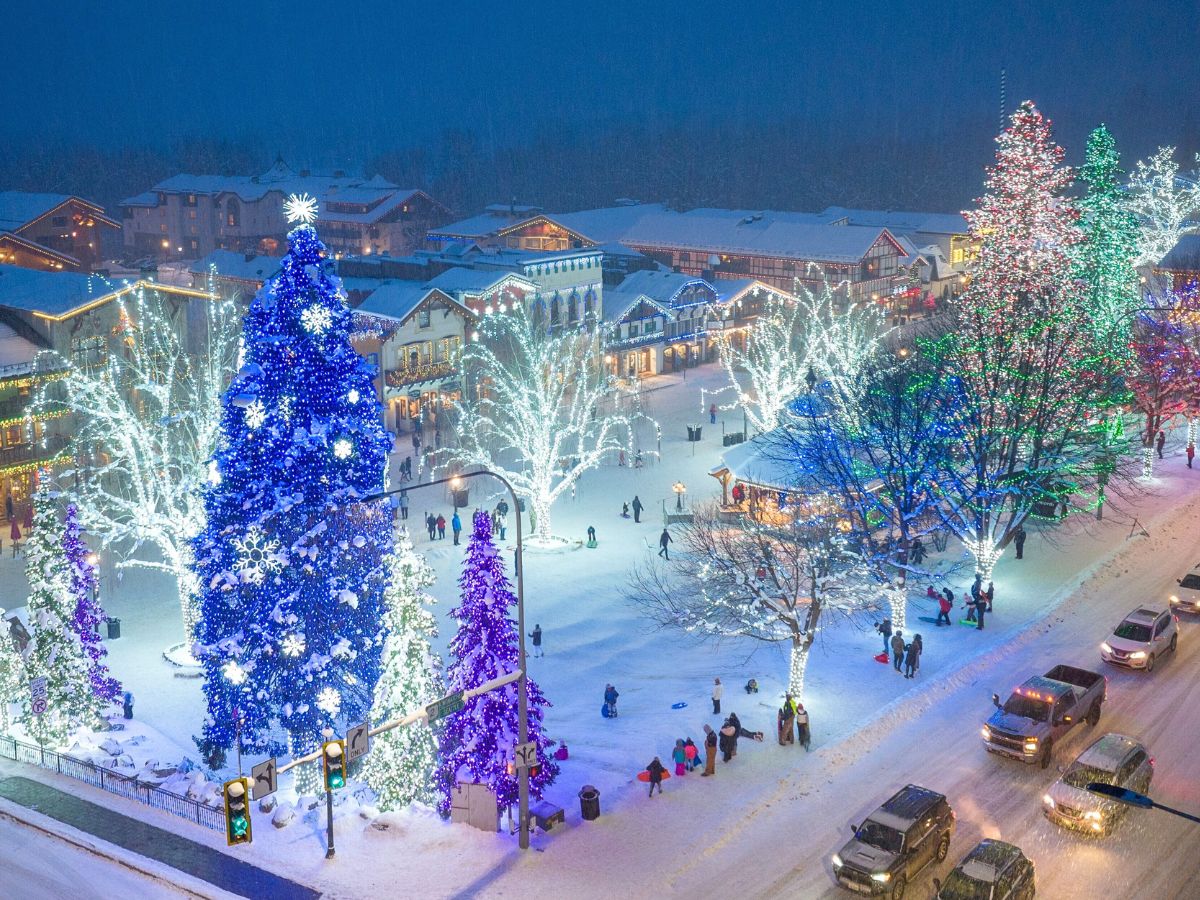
[637, 770, 671, 783]
[874, 652, 889, 664]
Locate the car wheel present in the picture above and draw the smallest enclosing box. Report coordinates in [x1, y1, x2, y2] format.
[1087, 702, 1101, 726]
[1146, 653, 1155, 673]
[936, 833, 950, 862]
[1170, 633, 1178, 653]
[891, 874, 906, 900]
[1040, 742, 1053, 769]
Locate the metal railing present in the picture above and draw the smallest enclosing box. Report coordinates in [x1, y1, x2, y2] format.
[0, 733, 225, 832]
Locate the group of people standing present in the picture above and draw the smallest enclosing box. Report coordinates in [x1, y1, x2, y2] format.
[876, 619, 924, 678]
[424, 510, 462, 543]
[776, 694, 811, 749]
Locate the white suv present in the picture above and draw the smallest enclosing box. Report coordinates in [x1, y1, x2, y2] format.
[1100, 607, 1178, 672]
[1042, 732, 1153, 835]
[1170, 568, 1200, 614]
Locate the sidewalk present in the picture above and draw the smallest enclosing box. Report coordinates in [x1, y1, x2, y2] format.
[0, 775, 319, 900]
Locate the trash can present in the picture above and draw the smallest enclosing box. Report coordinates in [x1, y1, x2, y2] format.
[452, 488, 469, 509]
[106, 617, 121, 640]
[579, 785, 600, 821]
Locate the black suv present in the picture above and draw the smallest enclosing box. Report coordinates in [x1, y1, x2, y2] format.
[935, 840, 1035, 899]
[832, 785, 956, 898]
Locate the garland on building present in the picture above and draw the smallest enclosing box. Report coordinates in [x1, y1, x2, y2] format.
[193, 214, 393, 793]
[435, 511, 557, 817]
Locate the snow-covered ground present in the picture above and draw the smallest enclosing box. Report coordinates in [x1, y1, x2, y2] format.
[3, 364, 1199, 898]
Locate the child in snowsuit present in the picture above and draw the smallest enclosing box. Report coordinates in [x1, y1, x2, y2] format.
[685, 737, 699, 771]
[603, 683, 619, 717]
[936, 591, 953, 627]
[795, 703, 811, 750]
[672, 739, 688, 776]
[646, 757, 666, 796]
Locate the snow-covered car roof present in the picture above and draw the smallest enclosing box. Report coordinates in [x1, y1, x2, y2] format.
[1076, 733, 1143, 771]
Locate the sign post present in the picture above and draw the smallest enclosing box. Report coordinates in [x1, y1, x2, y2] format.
[29, 677, 47, 717]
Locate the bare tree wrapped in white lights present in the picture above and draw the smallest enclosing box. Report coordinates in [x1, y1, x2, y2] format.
[716, 281, 886, 433]
[35, 278, 241, 659]
[628, 501, 886, 699]
[453, 303, 651, 544]
[1127, 146, 1200, 269]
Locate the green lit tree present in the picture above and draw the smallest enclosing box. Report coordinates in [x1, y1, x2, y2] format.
[1075, 125, 1141, 352]
[362, 531, 442, 811]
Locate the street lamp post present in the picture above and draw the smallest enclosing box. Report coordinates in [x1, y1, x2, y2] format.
[672, 481, 687, 511]
[1085, 782, 1200, 824]
[362, 468, 533, 849]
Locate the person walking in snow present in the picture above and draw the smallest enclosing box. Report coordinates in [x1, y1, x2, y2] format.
[672, 739, 688, 777]
[910, 537, 926, 565]
[398, 490, 409, 520]
[904, 639, 919, 678]
[685, 737, 699, 771]
[877, 617, 892, 655]
[436, 514, 446, 540]
[425, 513, 437, 541]
[632, 495, 644, 523]
[985, 581, 995, 612]
[451, 511, 462, 545]
[974, 596, 986, 631]
[936, 590, 953, 627]
[778, 696, 796, 745]
[702, 725, 717, 775]
[709, 403, 718, 424]
[603, 683, 619, 717]
[891, 630, 905, 671]
[1157, 429, 1166, 458]
[1189, 444, 1196, 468]
[645, 757, 666, 796]
[529, 624, 543, 658]
[587, 525, 597, 546]
[795, 702, 811, 750]
[658, 528, 672, 559]
[712, 677, 723, 714]
[1014, 525, 1026, 560]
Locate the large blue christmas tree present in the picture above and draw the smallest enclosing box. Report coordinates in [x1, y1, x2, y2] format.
[435, 510, 557, 817]
[192, 200, 393, 788]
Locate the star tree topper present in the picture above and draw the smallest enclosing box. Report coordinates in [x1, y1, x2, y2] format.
[284, 192, 319, 225]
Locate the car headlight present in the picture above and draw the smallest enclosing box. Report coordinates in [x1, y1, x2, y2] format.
[1129, 651, 1147, 659]
[1084, 810, 1102, 821]
[871, 872, 892, 883]
[832, 853, 843, 868]
[981, 725, 991, 740]
[1100, 641, 1113, 654]
[1024, 740, 1039, 752]
[1042, 794, 1055, 808]
[1170, 595, 1179, 604]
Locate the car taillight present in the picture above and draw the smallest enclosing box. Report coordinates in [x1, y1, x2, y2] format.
[1150, 757, 1155, 767]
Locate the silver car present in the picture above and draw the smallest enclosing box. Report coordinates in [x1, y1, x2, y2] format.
[1170, 569, 1200, 614]
[1042, 733, 1153, 835]
[1099, 606, 1178, 672]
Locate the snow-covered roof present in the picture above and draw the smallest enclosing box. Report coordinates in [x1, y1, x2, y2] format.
[189, 250, 282, 284]
[0, 192, 76, 230]
[601, 289, 671, 322]
[1159, 233, 1200, 270]
[0, 320, 46, 370]
[683, 207, 830, 226]
[425, 267, 534, 296]
[709, 432, 806, 490]
[549, 204, 668, 243]
[820, 206, 970, 236]
[612, 269, 713, 305]
[429, 209, 532, 240]
[322, 189, 436, 224]
[0, 264, 123, 315]
[713, 278, 791, 304]
[621, 212, 899, 263]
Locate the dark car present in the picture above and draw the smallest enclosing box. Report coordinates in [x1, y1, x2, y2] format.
[832, 784, 956, 898]
[935, 840, 1035, 899]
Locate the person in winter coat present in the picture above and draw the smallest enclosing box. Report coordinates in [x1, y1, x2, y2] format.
[426, 513, 437, 541]
[685, 737, 699, 771]
[903, 639, 919, 678]
[1157, 429, 1166, 458]
[712, 677, 723, 714]
[985, 581, 995, 612]
[744, 678, 759, 694]
[451, 511, 462, 545]
[436, 514, 446, 540]
[399, 491, 409, 520]
[658, 528, 672, 559]
[672, 739, 688, 776]
[604, 683, 619, 717]
[645, 757, 666, 796]
[587, 525, 597, 545]
[702, 725, 718, 775]
[970, 574, 983, 606]
[719, 719, 737, 762]
[1014, 525, 1026, 559]
[910, 537, 926, 565]
[890, 630, 905, 671]
[936, 591, 953, 627]
[877, 617, 893, 655]
[795, 702, 811, 750]
[975, 597, 986, 631]
[1189, 444, 1196, 468]
[621, 502, 631, 518]
[632, 495, 644, 523]
[729, 711, 762, 749]
[926, 585, 940, 604]
[710, 403, 718, 424]
[529, 624, 543, 657]
[778, 695, 796, 745]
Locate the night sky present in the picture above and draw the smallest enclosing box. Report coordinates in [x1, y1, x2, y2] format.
[3, 0, 1197, 199]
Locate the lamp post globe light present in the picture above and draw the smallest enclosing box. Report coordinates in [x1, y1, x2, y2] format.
[673, 481, 687, 511]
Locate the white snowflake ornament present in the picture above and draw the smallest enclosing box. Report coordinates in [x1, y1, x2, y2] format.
[301, 305, 333, 335]
[232, 526, 284, 585]
[244, 399, 266, 430]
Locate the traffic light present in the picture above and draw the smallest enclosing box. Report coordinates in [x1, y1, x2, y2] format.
[322, 739, 346, 792]
[223, 777, 253, 846]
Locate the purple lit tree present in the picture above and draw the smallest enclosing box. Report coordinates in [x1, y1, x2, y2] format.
[435, 510, 557, 818]
[62, 504, 120, 702]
